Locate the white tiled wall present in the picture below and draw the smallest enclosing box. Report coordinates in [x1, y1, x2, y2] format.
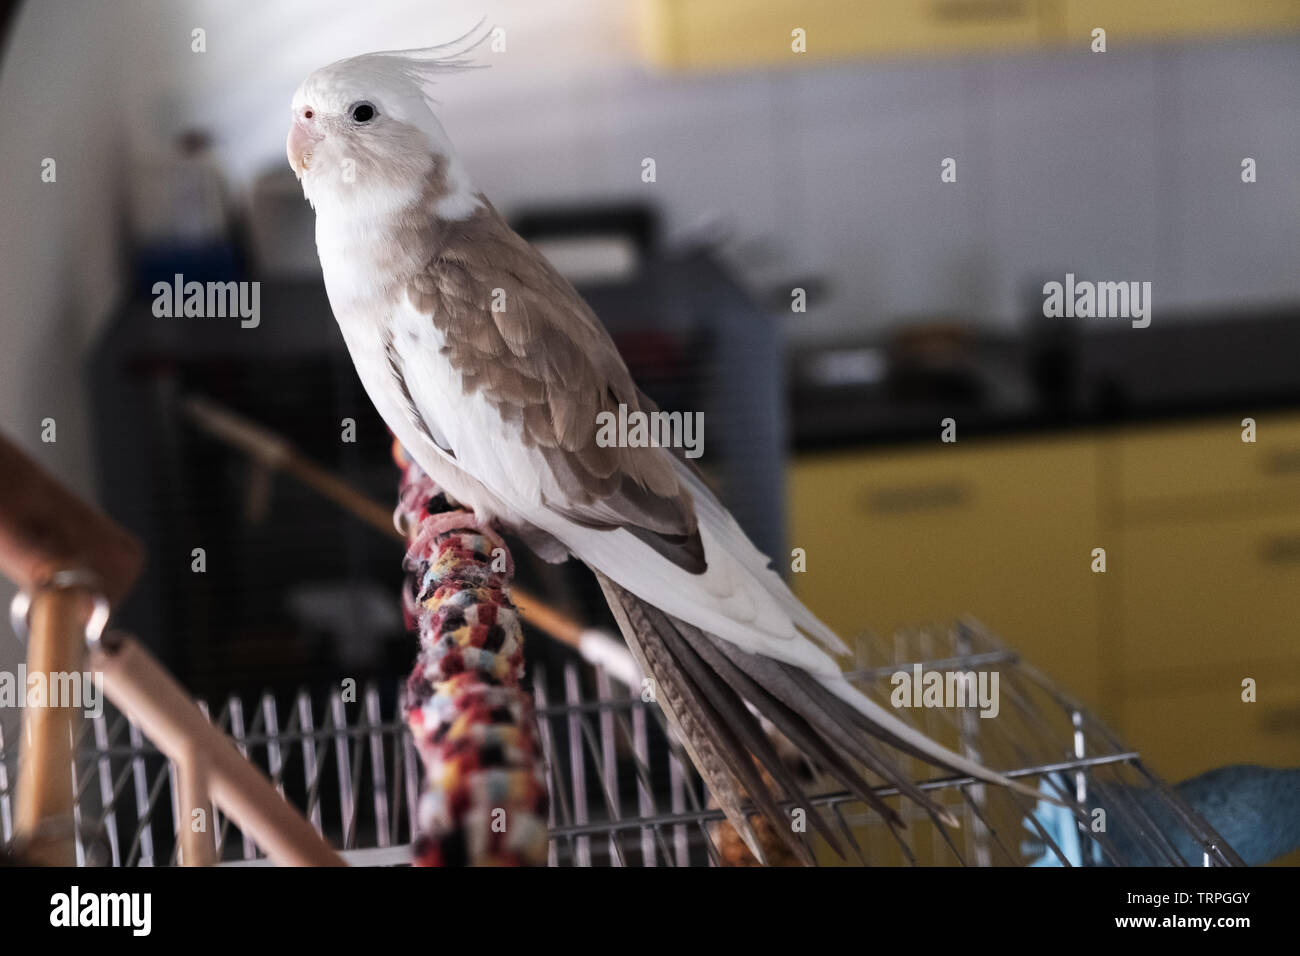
[454, 37, 1299, 342]
[10, 2, 1300, 353]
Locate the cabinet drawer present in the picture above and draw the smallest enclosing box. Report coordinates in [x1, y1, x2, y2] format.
[1118, 513, 1300, 673]
[1064, 0, 1300, 42]
[1115, 413, 1300, 512]
[640, 0, 1045, 70]
[788, 434, 1101, 701]
[1121, 676, 1300, 783]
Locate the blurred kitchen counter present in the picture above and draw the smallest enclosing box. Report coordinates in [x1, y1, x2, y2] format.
[787, 308, 1300, 784]
[790, 308, 1300, 450]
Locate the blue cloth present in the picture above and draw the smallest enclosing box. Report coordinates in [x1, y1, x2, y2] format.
[1024, 765, 1300, 866]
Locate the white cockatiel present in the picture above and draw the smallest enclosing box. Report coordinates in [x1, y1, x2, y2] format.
[288, 33, 1047, 864]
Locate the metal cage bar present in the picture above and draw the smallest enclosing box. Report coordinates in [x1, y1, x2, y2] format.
[0, 621, 1244, 867]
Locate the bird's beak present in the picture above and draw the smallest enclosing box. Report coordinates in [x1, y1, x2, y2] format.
[287, 120, 323, 179]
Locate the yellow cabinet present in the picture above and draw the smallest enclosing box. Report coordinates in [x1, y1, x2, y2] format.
[638, 0, 1300, 70]
[1115, 413, 1300, 517]
[788, 434, 1102, 703]
[1064, 0, 1300, 43]
[638, 0, 1051, 70]
[1117, 512, 1300, 677]
[788, 411, 1300, 798]
[1121, 676, 1300, 783]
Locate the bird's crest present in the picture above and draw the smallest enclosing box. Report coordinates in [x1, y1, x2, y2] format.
[366, 18, 493, 88]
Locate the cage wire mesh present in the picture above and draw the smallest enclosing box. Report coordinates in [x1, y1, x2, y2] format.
[0, 620, 1243, 867]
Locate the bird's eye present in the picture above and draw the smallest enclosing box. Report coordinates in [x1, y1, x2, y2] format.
[349, 101, 376, 123]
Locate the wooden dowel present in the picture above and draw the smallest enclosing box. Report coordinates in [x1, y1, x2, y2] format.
[0, 434, 144, 605]
[175, 758, 216, 866]
[13, 587, 89, 865]
[182, 395, 589, 649]
[0, 433, 143, 861]
[0, 428, 342, 865]
[511, 589, 582, 647]
[91, 632, 345, 867]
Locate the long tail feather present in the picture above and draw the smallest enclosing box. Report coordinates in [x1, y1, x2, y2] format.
[594, 570, 982, 863]
[646, 609, 843, 862]
[673, 622, 903, 832]
[595, 571, 773, 864]
[710, 637, 962, 829]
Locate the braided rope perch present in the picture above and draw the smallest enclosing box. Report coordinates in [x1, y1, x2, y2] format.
[394, 441, 548, 866]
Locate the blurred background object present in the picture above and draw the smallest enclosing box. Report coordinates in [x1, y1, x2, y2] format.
[130, 128, 241, 292]
[1, 0, 1298, 862]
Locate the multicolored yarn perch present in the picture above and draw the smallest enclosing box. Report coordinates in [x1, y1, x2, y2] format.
[394, 440, 549, 866]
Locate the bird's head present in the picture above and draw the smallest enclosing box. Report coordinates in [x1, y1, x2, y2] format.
[288, 29, 485, 220]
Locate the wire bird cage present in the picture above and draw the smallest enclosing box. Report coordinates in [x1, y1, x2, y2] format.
[0, 620, 1243, 867]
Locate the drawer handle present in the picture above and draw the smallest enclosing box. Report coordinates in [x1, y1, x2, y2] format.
[1263, 449, 1300, 475]
[864, 482, 970, 514]
[1260, 707, 1300, 734]
[930, 0, 1028, 22]
[1259, 536, 1300, 564]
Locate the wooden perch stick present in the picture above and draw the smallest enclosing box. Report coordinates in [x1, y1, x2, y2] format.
[180, 395, 615, 659]
[11, 588, 88, 865]
[0, 433, 146, 863]
[0, 434, 144, 605]
[90, 630, 344, 866]
[0, 431, 340, 866]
